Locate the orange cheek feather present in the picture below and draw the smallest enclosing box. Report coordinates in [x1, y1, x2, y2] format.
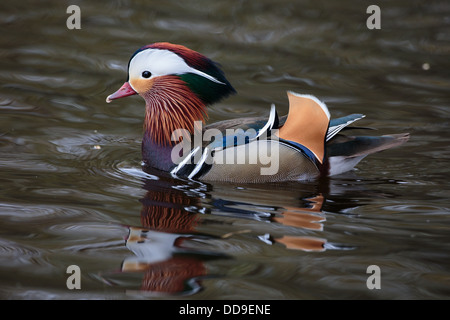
[130, 78, 155, 94]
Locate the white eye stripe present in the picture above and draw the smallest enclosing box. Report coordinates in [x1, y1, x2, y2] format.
[129, 49, 225, 84]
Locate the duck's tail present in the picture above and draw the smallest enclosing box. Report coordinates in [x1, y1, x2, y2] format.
[326, 132, 410, 176]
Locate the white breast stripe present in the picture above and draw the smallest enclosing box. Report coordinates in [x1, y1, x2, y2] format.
[171, 146, 200, 175]
[188, 147, 210, 179]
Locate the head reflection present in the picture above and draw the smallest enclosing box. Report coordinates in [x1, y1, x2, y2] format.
[122, 178, 212, 295]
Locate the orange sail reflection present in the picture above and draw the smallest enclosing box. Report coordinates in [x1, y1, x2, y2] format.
[275, 236, 327, 252]
[271, 195, 327, 252]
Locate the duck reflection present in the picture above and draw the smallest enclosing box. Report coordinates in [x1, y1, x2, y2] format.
[122, 176, 221, 295]
[120, 172, 367, 295]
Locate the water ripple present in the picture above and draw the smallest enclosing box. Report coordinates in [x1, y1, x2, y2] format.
[0, 239, 41, 266]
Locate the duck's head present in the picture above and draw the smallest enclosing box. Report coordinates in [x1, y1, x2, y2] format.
[107, 42, 236, 145]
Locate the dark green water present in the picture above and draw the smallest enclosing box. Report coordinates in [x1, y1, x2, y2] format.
[0, 0, 449, 299]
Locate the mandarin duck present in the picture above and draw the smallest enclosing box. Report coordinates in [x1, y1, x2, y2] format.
[107, 42, 409, 183]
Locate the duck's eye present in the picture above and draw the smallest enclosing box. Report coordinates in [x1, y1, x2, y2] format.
[142, 71, 152, 78]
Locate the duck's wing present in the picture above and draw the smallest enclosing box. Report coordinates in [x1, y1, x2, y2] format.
[198, 92, 331, 182]
[171, 105, 279, 179]
[171, 92, 409, 182]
